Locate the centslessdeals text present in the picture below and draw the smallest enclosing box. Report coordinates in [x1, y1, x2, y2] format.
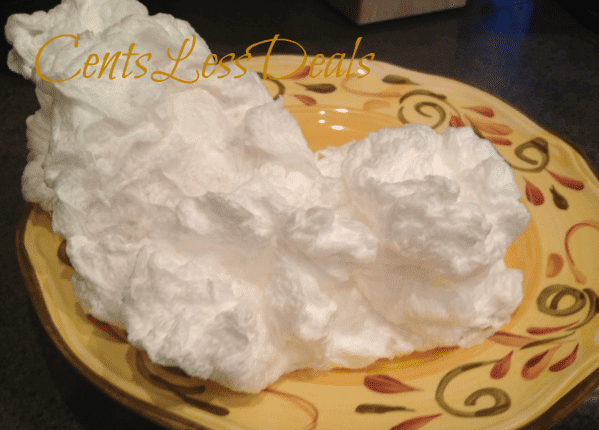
[35, 34, 375, 83]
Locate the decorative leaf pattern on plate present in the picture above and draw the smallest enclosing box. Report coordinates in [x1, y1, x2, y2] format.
[522, 345, 561, 380]
[293, 94, 317, 106]
[464, 114, 512, 135]
[546, 253, 564, 278]
[519, 333, 574, 350]
[524, 177, 545, 205]
[464, 106, 495, 117]
[490, 351, 513, 379]
[447, 108, 511, 144]
[390, 413, 442, 430]
[547, 170, 584, 190]
[382, 75, 418, 85]
[449, 115, 466, 127]
[488, 331, 534, 348]
[289, 65, 310, 80]
[364, 374, 421, 394]
[550, 344, 579, 372]
[550, 186, 569, 209]
[297, 83, 337, 94]
[526, 322, 577, 335]
[340, 72, 418, 98]
[485, 136, 512, 145]
[355, 404, 414, 414]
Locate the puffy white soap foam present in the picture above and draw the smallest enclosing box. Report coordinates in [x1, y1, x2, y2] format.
[7, 0, 530, 393]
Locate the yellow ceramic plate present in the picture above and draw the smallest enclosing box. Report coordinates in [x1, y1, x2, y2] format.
[16, 56, 599, 430]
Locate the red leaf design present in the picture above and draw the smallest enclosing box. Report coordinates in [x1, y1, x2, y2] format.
[293, 94, 317, 106]
[449, 115, 466, 127]
[465, 106, 495, 117]
[465, 114, 512, 135]
[486, 136, 512, 146]
[87, 314, 127, 343]
[546, 253, 564, 278]
[364, 375, 420, 394]
[488, 331, 533, 347]
[524, 178, 544, 205]
[521, 345, 560, 380]
[491, 351, 513, 379]
[391, 413, 442, 430]
[547, 170, 584, 191]
[289, 65, 310, 80]
[550, 344, 579, 372]
[526, 321, 577, 335]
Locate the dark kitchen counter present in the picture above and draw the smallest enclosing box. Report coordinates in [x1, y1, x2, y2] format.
[1, 1, 599, 429]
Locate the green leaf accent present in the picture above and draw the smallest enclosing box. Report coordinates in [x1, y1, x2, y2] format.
[382, 75, 417, 85]
[297, 83, 337, 94]
[355, 404, 414, 414]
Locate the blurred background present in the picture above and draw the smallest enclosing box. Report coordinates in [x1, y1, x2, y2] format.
[1, 0, 598, 76]
[2, 1, 599, 429]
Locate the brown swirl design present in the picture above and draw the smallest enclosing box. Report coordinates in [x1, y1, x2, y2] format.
[435, 361, 510, 417]
[537, 284, 599, 331]
[507, 137, 550, 173]
[397, 89, 459, 129]
[258, 71, 285, 100]
[536, 284, 587, 317]
[135, 349, 229, 416]
[58, 239, 71, 266]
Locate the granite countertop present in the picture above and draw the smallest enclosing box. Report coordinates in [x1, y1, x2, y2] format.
[2, 0, 599, 429]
